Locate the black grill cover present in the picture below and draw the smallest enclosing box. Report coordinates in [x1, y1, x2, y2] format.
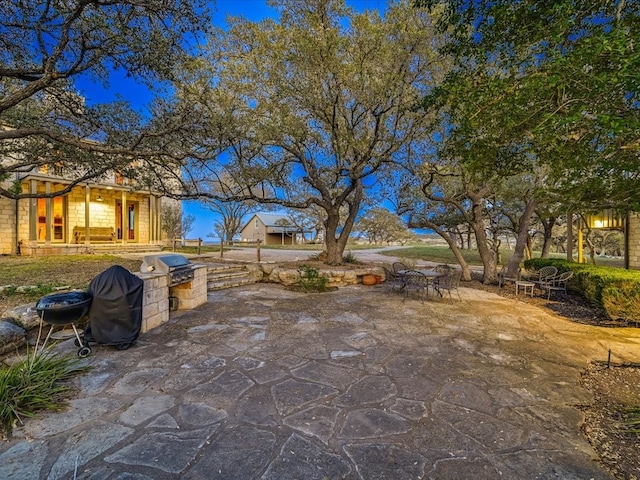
[86, 265, 144, 345]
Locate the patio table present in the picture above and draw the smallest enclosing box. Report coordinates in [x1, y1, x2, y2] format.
[398, 269, 446, 298]
[515, 280, 535, 297]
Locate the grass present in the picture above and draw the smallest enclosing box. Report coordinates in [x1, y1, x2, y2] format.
[0, 349, 88, 437]
[622, 406, 640, 434]
[379, 245, 625, 268]
[0, 254, 143, 312]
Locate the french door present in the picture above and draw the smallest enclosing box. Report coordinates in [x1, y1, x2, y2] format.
[116, 201, 137, 241]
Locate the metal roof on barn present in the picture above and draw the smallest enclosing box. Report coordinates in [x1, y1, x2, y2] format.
[241, 213, 299, 232]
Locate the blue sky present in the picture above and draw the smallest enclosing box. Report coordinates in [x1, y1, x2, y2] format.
[77, 0, 389, 240]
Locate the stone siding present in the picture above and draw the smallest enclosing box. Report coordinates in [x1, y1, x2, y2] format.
[628, 213, 640, 270]
[170, 265, 208, 310]
[0, 196, 16, 254]
[138, 265, 208, 333]
[138, 273, 169, 333]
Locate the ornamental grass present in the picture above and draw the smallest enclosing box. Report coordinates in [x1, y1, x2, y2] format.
[0, 349, 87, 437]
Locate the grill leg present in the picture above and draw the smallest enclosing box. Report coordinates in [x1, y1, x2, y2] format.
[39, 323, 56, 353]
[71, 324, 86, 348]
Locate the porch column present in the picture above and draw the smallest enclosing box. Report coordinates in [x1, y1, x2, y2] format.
[29, 179, 37, 242]
[149, 195, 157, 243]
[45, 181, 52, 244]
[84, 185, 91, 244]
[121, 190, 128, 244]
[577, 228, 584, 263]
[156, 197, 162, 244]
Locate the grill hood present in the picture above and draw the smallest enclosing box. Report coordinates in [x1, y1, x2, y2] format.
[141, 254, 191, 274]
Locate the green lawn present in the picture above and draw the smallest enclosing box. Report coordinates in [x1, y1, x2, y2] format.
[379, 245, 625, 268]
[171, 241, 626, 268]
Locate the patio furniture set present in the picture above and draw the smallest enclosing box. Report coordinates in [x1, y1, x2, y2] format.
[383, 262, 461, 303]
[499, 265, 573, 300]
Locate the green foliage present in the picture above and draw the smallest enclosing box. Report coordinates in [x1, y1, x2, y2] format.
[0, 350, 88, 437]
[342, 251, 361, 264]
[15, 285, 55, 300]
[602, 283, 640, 325]
[296, 265, 330, 293]
[183, 2, 441, 265]
[622, 406, 640, 434]
[417, 0, 640, 209]
[523, 258, 640, 323]
[356, 208, 418, 246]
[1, 1, 213, 199]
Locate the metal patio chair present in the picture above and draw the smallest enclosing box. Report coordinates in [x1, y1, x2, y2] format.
[540, 271, 573, 300]
[528, 266, 558, 291]
[403, 270, 429, 303]
[436, 269, 462, 303]
[498, 265, 521, 288]
[382, 265, 404, 292]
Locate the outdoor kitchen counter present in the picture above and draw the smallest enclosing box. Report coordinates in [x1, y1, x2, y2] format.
[136, 264, 208, 333]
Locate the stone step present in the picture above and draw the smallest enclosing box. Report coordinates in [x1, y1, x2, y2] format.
[206, 264, 249, 275]
[208, 269, 252, 281]
[207, 277, 258, 291]
[205, 263, 259, 291]
[91, 244, 162, 254]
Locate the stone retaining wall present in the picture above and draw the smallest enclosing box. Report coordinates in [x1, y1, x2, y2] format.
[248, 263, 386, 287]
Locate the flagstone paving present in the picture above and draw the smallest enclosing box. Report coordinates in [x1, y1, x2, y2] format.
[2, 282, 639, 479]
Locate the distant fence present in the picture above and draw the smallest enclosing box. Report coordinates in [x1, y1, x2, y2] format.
[221, 240, 262, 261]
[168, 238, 203, 254]
[168, 238, 263, 261]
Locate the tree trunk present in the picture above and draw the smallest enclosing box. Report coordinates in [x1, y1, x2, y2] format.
[566, 212, 574, 261]
[324, 216, 344, 265]
[539, 216, 556, 258]
[416, 220, 472, 281]
[322, 182, 363, 265]
[507, 198, 537, 277]
[467, 196, 498, 284]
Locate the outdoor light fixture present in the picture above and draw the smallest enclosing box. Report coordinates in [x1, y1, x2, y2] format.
[585, 208, 625, 230]
[96, 195, 103, 202]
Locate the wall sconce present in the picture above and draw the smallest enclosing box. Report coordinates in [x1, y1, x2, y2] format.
[96, 195, 103, 202]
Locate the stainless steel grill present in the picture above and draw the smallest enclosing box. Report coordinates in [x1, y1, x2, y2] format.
[141, 253, 195, 286]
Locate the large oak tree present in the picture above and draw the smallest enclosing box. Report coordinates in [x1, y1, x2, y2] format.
[408, 0, 639, 279]
[181, 0, 443, 264]
[0, 0, 212, 199]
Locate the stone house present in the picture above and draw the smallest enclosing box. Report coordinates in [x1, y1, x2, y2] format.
[0, 166, 171, 256]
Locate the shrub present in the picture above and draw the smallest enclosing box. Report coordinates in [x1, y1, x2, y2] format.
[296, 265, 330, 292]
[0, 350, 88, 437]
[342, 250, 361, 264]
[524, 259, 640, 323]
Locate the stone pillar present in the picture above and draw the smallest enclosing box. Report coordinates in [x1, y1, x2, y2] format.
[138, 273, 169, 333]
[169, 265, 208, 310]
[627, 213, 640, 270]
